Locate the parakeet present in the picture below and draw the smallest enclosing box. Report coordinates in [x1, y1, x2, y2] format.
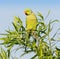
[24, 9, 37, 31]
[24, 9, 38, 41]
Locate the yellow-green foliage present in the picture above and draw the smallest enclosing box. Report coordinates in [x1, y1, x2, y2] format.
[0, 10, 60, 59]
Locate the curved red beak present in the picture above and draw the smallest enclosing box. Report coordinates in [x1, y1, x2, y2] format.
[24, 11, 27, 15]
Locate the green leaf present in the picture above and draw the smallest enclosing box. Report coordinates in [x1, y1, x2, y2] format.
[0, 47, 8, 59]
[12, 22, 18, 31]
[31, 54, 37, 59]
[51, 30, 58, 41]
[14, 16, 22, 26]
[50, 20, 59, 24]
[45, 10, 50, 19]
[37, 22, 46, 31]
[13, 16, 23, 32]
[37, 12, 44, 20]
[47, 21, 51, 34]
[20, 52, 26, 57]
[0, 53, 3, 59]
[20, 50, 34, 57]
[47, 20, 59, 34]
[55, 47, 60, 58]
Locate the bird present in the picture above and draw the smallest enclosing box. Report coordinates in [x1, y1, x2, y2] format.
[24, 9, 37, 31]
[24, 9, 37, 40]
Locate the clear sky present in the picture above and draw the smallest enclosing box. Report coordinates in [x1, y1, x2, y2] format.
[0, 0, 60, 59]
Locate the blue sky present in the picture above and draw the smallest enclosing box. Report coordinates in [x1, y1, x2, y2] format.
[0, 0, 60, 32]
[0, 0, 60, 59]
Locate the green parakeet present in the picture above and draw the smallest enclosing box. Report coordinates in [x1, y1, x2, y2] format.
[24, 9, 37, 31]
[24, 9, 37, 40]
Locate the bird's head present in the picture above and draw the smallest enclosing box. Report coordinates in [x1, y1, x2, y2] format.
[24, 9, 32, 15]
